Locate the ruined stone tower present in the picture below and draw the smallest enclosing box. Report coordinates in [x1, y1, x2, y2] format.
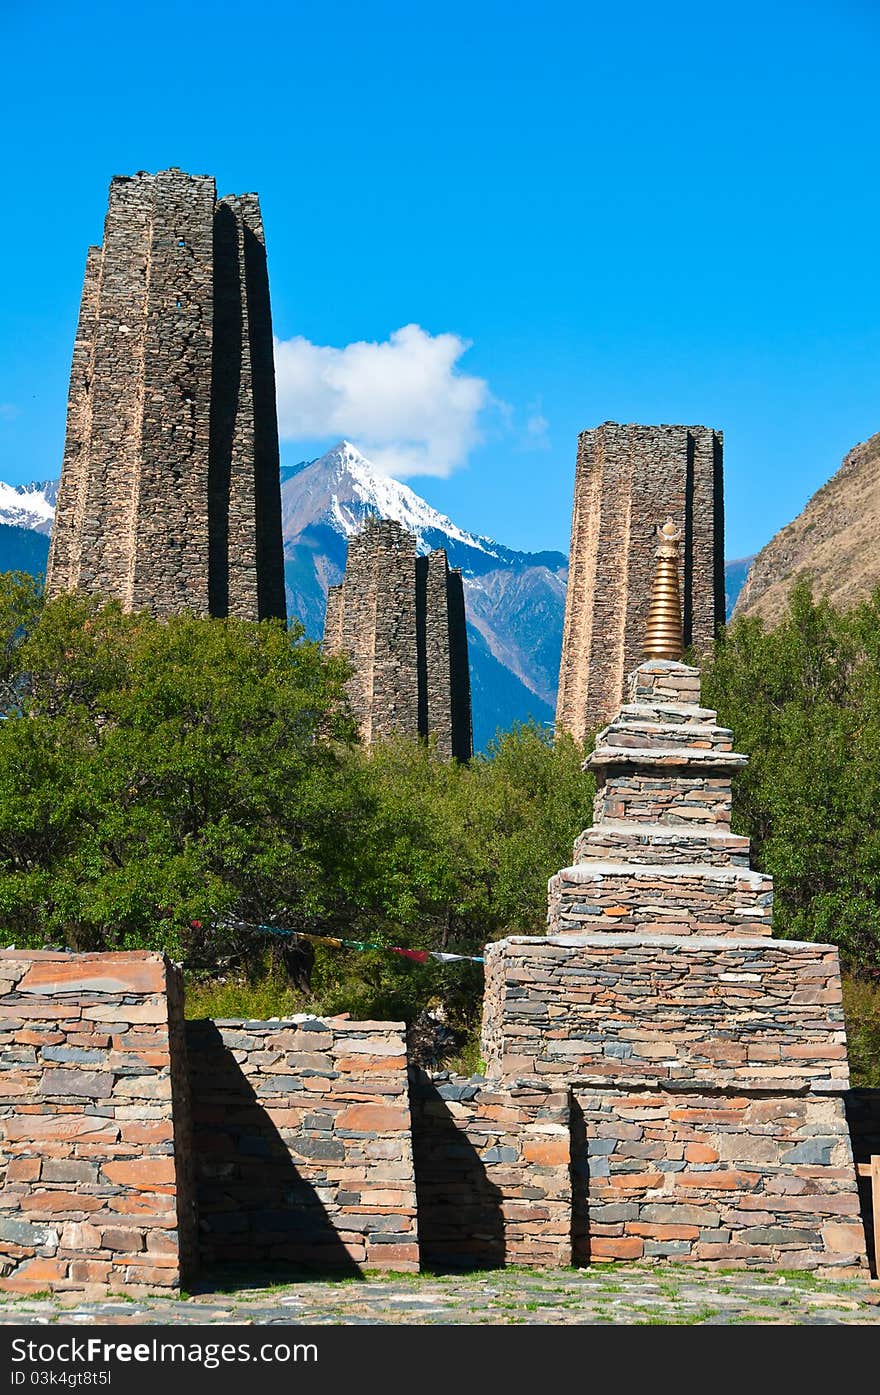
[324, 518, 472, 759]
[46, 168, 286, 622]
[555, 422, 724, 743]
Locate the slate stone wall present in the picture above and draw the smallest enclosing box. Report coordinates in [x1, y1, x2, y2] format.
[555, 423, 724, 742]
[186, 1016, 419, 1272]
[46, 167, 286, 624]
[573, 1086, 865, 1270]
[409, 1072, 570, 1269]
[0, 951, 197, 1294]
[3, 948, 873, 1288]
[481, 935, 850, 1091]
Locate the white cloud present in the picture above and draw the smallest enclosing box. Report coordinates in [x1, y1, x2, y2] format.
[273, 323, 489, 478]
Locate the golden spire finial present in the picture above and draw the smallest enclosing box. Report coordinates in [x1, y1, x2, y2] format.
[643, 518, 684, 661]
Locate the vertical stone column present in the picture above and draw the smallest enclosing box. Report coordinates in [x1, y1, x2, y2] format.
[420, 550, 454, 758]
[239, 195, 287, 623]
[447, 567, 473, 761]
[324, 520, 471, 755]
[46, 167, 286, 625]
[209, 194, 286, 622]
[371, 523, 419, 741]
[72, 172, 157, 603]
[324, 524, 378, 741]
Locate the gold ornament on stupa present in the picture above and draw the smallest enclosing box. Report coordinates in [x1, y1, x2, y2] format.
[643, 518, 684, 661]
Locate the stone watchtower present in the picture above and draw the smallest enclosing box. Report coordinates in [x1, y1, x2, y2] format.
[555, 422, 725, 743]
[324, 518, 472, 759]
[46, 168, 286, 622]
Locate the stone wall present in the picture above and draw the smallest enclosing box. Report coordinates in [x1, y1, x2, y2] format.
[186, 1016, 419, 1272]
[409, 1072, 570, 1269]
[46, 167, 286, 624]
[324, 518, 472, 758]
[1, 948, 876, 1287]
[481, 935, 849, 1091]
[573, 1086, 865, 1270]
[0, 951, 196, 1294]
[555, 423, 724, 742]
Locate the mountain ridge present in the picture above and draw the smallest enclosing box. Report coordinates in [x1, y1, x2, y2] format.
[734, 430, 880, 624]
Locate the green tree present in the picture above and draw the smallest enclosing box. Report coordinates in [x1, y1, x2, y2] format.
[0, 575, 594, 1038]
[703, 581, 880, 970]
[0, 585, 359, 964]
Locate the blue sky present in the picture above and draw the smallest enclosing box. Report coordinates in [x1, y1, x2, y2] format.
[1, 0, 878, 559]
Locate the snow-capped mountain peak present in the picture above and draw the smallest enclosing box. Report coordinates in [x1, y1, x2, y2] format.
[0, 479, 58, 536]
[288, 440, 500, 560]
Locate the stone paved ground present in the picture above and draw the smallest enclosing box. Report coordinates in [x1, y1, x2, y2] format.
[1, 1267, 879, 1326]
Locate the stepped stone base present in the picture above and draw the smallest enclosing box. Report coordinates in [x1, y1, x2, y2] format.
[480, 933, 868, 1273]
[548, 862, 773, 936]
[481, 935, 849, 1091]
[574, 821, 752, 867]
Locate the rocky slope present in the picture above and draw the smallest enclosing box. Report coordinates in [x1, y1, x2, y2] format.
[734, 431, 880, 624]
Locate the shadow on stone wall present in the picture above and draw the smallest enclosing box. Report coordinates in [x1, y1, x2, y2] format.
[409, 1076, 504, 1270]
[569, 1096, 591, 1266]
[187, 1021, 362, 1283]
[845, 1088, 880, 1275]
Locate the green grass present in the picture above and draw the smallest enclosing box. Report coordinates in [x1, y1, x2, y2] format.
[443, 1033, 484, 1076]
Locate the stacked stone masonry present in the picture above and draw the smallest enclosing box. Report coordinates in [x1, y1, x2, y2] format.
[555, 423, 725, 741]
[573, 1087, 865, 1269]
[480, 935, 849, 1090]
[0, 666, 874, 1284]
[46, 168, 286, 623]
[0, 948, 876, 1287]
[0, 951, 197, 1294]
[324, 518, 472, 758]
[186, 1016, 419, 1272]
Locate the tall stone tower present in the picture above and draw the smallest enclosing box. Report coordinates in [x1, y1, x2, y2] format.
[46, 168, 286, 622]
[555, 422, 724, 743]
[324, 518, 472, 759]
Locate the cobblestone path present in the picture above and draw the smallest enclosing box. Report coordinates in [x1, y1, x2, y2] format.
[1, 1266, 879, 1325]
